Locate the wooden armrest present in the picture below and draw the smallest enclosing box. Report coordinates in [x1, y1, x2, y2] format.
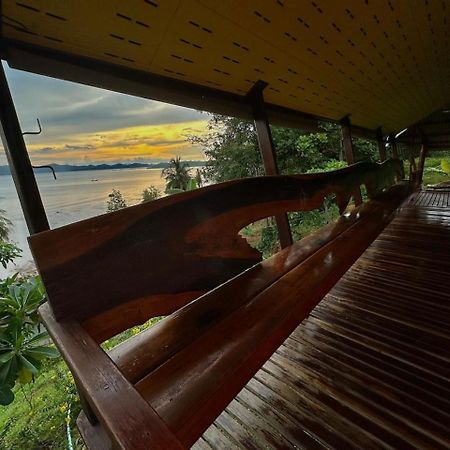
[39, 303, 183, 450]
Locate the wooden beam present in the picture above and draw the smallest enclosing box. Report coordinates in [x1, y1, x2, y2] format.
[377, 128, 387, 162]
[416, 144, 428, 187]
[340, 117, 362, 205]
[0, 64, 49, 234]
[1, 38, 379, 139]
[248, 81, 293, 249]
[388, 134, 399, 159]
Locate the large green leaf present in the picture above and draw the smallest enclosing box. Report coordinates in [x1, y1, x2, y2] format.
[0, 350, 14, 363]
[25, 346, 59, 359]
[0, 385, 14, 405]
[18, 354, 40, 375]
[18, 366, 33, 384]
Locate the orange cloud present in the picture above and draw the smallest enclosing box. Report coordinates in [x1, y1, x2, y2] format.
[27, 119, 208, 164]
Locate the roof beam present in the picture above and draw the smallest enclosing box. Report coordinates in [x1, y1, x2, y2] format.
[0, 38, 378, 139]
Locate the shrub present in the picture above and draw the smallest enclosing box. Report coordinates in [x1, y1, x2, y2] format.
[142, 186, 161, 203]
[106, 189, 127, 212]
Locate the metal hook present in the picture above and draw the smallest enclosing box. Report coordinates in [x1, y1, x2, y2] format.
[22, 118, 42, 136]
[32, 165, 57, 180]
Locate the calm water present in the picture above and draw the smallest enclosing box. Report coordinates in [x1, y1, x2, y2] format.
[0, 168, 168, 275]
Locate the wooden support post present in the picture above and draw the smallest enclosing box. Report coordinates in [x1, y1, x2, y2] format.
[0, 64, 49, 234]
[417, 143, 428, 187]
[407, 143, 417, 182]
[248, 81, 293, 248]
[389, 134, 399, 159]
[377, 128, 387, 162]
[340, 117, 362, 206]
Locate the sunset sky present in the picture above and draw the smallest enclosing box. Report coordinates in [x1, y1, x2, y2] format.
[0, 63, 209, 165]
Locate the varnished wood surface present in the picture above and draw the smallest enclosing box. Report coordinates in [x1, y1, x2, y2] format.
[409, 189, 450, 208]
[128, 184, 409, 447]
[192, 190, 450, 450]
[30, 160, 403, 326]
[39, 303, 183, 450]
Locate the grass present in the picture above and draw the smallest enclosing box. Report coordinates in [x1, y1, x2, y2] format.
[0, 317, 163, 449]
[422, 156, 450, 186]
[0, 358, 83, 450]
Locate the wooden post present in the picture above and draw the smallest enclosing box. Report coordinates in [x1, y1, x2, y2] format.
[377, 128, 387, 162]
[389, 134, 399, 159]
[417, 143, 428, 187]
[340, 117, 362, 206]
[0, 64, 49, 234]
[248, 81, 293, 248]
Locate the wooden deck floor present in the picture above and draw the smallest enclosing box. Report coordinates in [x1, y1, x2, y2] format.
[193, 191, 450, 450]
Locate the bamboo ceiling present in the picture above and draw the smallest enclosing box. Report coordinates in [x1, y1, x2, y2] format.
[1, 0, 450, 136]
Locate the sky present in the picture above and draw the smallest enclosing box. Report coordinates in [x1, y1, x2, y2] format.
[0, 62, 209, 165]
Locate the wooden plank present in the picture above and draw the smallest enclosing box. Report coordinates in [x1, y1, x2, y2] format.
[134, 183, 410, 447]
[198, 190, 450, 449]
[30, 160, 403, 327]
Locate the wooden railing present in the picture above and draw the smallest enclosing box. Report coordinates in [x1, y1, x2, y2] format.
[30, 160, 404, 340]
[32, 159, 411, 449]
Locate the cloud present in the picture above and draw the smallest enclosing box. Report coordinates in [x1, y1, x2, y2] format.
[5, 65, 206, 144]
[22, 121, 208, 165]
[0, 64, 210, 165]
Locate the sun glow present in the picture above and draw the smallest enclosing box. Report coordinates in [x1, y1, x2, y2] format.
[26, 119, 208, 165]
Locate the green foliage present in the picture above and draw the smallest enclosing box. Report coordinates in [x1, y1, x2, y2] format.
[0, 276, 58, 406]
[142, 185, 161, 203]
[165, 178, 198, 195]
[107, 188, 127, 212]
[0, 209, 22, 269]
[191, 115, 378, 257]
[255, 219, 279, 258]
[441, 159, 450, 177]
[0, 242, 22, 269]
[0, 210, 12, 242]
[189, 116, 262, 182]
[0, 358, 83, 450]
[306, 159, 347, 174]
[162, 156, 192, 191]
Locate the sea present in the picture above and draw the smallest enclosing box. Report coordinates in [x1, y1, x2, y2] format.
[0, 167, 169, 276]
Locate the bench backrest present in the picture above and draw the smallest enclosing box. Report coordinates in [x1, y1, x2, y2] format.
[30, 160, 403, 335]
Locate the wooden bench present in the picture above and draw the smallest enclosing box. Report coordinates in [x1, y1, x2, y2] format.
[31, 161, 409, 449]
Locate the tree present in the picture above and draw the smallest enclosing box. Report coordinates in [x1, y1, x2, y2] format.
[0, 210, 21, 269]
[162, 156, 192, 192]
[142, 186, 161, 203]
[190, 115, 379, 183]
[106, 189, 127, 212]
[188, 116, 262, 183]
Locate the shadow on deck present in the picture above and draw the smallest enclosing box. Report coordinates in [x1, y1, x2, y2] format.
[194, 190, 450, 450]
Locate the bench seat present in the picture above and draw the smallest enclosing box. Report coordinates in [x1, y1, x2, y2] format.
[56, 182, 411, 449]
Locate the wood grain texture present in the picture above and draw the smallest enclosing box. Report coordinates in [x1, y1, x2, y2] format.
[191, 190, 450, 450]
[131, 183, 410, 447]
[30, 160, 403, 324]
[39, 303, 183, 450]
[109, 184, 410, 381]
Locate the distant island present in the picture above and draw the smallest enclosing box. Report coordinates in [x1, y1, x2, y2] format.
[0, 161, 205, 175]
